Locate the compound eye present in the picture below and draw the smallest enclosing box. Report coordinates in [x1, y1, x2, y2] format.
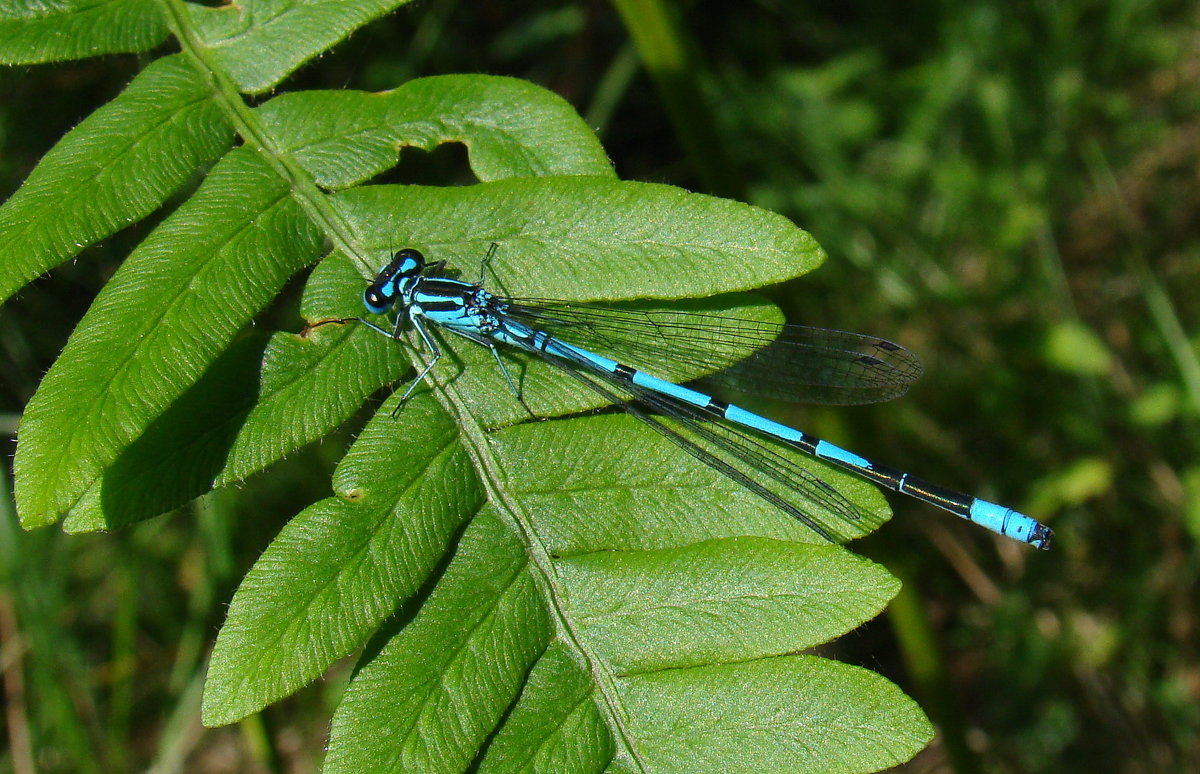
[363, 287, 391, 315]
[393, 248, 426, 277]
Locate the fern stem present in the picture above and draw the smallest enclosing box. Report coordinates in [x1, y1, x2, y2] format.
[155, 0, 376, 278]
[413, 333, 651, 773]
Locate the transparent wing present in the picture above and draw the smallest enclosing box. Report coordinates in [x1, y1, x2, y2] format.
[502, 298, 924, 405]
[532, 338, 886, 543]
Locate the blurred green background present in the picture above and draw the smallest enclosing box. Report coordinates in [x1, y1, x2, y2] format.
[1, 0, 1197, 771]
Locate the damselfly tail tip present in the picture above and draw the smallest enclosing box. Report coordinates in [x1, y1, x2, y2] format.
[1030, 523, 1053, 550]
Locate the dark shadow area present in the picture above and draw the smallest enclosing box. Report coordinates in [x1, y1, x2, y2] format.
[97, 333, 273, 528]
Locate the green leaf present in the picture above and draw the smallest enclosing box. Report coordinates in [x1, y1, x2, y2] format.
[1025, 456, 1113, 515]
[213, 328, 411, 486]
[61, 332, 277, 532]
[207, 252, 412, 487]
[615, 655, 932, 773]
[258, 74, 615, 188]
[324, 510, 553, 774]
[1129, 381, 1182, 427]
[2, 14, 929, 768]
[1043, 319, 1113, 376]
[14, 148, 324, 528]
[489, 413, 889, 553]
[54, 251, 410, 531]
[477, 643, 613, 774]
[330, 176, 826, 295]
[0, 0, 168, 63]
[185, 0, 418, 94]
[558, 537, 899, 674]
[56, 318, 412, 532]
[0, 54, 234, 303]
[309, 399, 901, 768]
[202, 390, 483, 725]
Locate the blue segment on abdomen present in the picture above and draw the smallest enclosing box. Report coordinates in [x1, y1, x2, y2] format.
[969, 499, 1039, 542]
[631, 371, 709, 407]
[724, 405, 805, 442]
[550, 339, 620, 371]
[814, 440, 872, 470]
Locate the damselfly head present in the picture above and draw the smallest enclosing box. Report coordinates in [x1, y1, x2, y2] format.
[364, 248, 427, 314]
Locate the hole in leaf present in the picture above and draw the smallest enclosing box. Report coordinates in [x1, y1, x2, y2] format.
[368, 142, 476, 187]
